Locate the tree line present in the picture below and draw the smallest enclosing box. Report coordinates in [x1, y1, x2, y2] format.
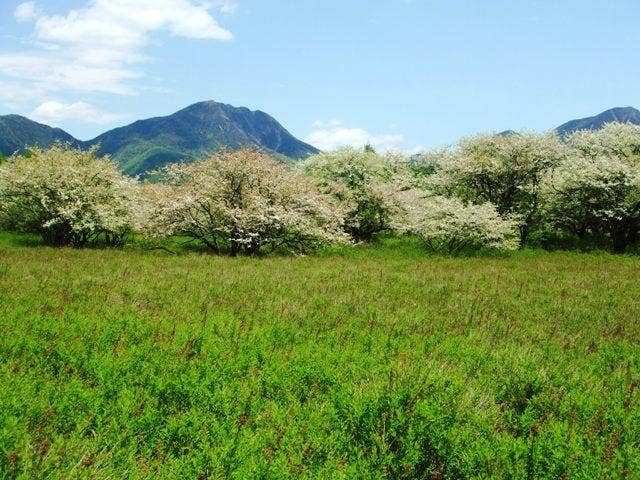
[1, 122, 639, 255]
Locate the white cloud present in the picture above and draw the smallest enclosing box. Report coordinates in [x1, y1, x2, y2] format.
[311, 118, 342, 129]
[0, 53, 140, 95]
[34, 0, 233, 46]
[14, 2, 40, 22]
[217, 1, 239, 15]
[0, 79, 46, 102]
[305, 119, 404, 151]
[30, 100, 128, 126]
[1, 0, 234, 98]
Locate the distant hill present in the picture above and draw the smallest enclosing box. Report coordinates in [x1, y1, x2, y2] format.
[555, 107, 640, 136]
[0, 115, 76, 157]
[5, 103, 640, 175]
[0, 101, 318, 176]
[83, 101, 319, 176]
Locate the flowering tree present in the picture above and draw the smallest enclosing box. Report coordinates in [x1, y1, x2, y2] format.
[408, 148, 447, 179]
[431, 132, 567, 244]
[565, 122, 640, 160]
[301, 147, 411, 241]
[542, 123, 640, 253]
[143, 148, 348, 255]
[395, 191, 520, 253]
[0, 144, 139, 247]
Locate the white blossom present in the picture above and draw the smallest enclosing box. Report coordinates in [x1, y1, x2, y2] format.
[542, 123, 640, 252]
[395, 190, 520, 253]
[429, 131, 568, 243]
[142, 148, 349, 255]
[301, 147, 413, 241]
[0, 144, 139, 246]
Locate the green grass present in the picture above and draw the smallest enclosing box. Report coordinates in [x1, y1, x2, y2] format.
[0, 234, 638, 479]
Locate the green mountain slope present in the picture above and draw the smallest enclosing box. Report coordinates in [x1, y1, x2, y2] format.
[84, 101, 319, 176]
[0, 115, 77, 156]
[8, 103, 637, 177]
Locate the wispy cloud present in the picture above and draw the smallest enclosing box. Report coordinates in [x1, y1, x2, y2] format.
[0, 0, 235, 99]
[306, 119, 404, 151]
[14, 1, 40, 22]
[216, 0, 239, 15]
[30, 100, 129, 126]
[311, 118, 343, 129]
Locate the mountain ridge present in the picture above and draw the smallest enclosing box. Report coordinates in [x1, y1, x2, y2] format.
[0, 101, 318, 176]
[3, 104, 640, 175]
[0, 114, 77, 156]
[83, 101, 319, 175]
[554, 106, 640, 136]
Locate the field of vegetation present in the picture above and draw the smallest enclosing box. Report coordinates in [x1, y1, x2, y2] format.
[1, 121, 639, 478]
[1, 233, 638, 479]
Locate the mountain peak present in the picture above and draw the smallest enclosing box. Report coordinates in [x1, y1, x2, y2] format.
[555, 106, 640, 136]
[1, 101, 318, 175]
[85, 100, 318, 175]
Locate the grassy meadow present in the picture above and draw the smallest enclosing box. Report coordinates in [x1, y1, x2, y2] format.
[0, 233, 638, 479]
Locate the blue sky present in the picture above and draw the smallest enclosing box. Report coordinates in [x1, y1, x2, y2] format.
[1, 0, 638, 151]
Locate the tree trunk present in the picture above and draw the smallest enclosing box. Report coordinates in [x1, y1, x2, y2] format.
[610, 225, 628, 254]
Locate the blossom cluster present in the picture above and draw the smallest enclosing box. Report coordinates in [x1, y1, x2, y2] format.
[1, 122, 639, 254]
[541, 124, 640, 252]
[394, 191, 520, 252]
[0, 144, 138, 246]
[301, 147, 410, 242]
[141, 148, 348, 255]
